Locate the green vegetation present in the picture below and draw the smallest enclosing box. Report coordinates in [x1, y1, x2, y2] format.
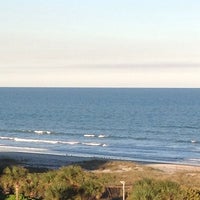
[5, 194, 29, 200]
[0, 161, 200, 200]
[0, 165, 105, 200]
[128, 178, 200, 200]
[128, 178, 185, 200]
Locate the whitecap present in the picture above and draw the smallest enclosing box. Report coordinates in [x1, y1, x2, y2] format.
[84, 134, 95, 137]
[14, 137, 58, 144]
[98, 134, 105, 138]
[82, 142, 101, 146]
[34, 130, 52, 135]
[59, 141, 79, 145]
[0, 136, 14, 140]
[34, 130, 43, 134]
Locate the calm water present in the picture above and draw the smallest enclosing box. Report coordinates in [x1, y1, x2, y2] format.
[0, 88, 200, 165]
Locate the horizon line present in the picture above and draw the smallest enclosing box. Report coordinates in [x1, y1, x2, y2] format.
[0, 86, 200, 89]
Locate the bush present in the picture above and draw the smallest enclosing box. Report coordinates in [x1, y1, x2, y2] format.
[5, 194, 30, 200]
[0, 166, 28, 195]
[128, 178, 185, 200]
[0, 165, 105, 200]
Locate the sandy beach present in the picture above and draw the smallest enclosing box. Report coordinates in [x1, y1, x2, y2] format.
[0, 152, 93, 169]
[147, 163, 200, 174]
[1, 151, 200, 174]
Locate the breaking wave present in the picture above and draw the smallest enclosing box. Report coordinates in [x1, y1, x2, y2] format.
[84, 134, 106, 138]
[0, 136, 107, 147]
[34, 130, 52, 134]
[84, 134, 95, 137]
[82, 142, 107, 147]
[0, 129, 53, 135]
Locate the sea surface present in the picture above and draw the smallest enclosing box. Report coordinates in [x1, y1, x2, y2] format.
[0, 88, 200, 165]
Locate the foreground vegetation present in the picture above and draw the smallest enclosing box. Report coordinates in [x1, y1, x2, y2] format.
[0, 165, 105, 200]
[129, 178, 200, 200]
[0, 160, 199, 199]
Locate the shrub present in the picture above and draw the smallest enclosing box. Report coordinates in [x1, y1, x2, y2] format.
[0, 165, 105, 200]
[5, 194, 30, 200]
[128, 178, 185, 200]
[183, 187, 200, 200]
[0, 166, 28, 195]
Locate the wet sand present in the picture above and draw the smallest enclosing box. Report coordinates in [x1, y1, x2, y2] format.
[0, 152, 93, 169]
[0, 151, 200, 173]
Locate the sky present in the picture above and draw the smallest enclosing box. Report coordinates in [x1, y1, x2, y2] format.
[0, 0, 200, 87]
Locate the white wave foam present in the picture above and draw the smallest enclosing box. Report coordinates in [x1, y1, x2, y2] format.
[191, 140, 198, 143]
[82, 142, 107, 147]
[14, 138, 58, 144]
[34, 130, 51, 134]
[82, 142, 102, 146]
[1, 129, 52, 135]
[98, 134, 105, 138]
[60, 141, 79, 145]
[84, 134, 106, 138]
[0, 136, 14, 140]
[1, 136, 106, 147]
[1, 136, 79, 146]
[84, 134, 95, 137]
[189, 159, 200, 164]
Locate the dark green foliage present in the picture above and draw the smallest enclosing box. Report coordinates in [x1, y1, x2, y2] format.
[0, 186, 6, 200]
[0, 165, 105, 200]
[2, 165, 199, 200]
[1, 166, 28, 194]
[5, 194, 31, 200]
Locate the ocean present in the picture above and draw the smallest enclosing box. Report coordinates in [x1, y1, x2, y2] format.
[0, 88, 200, 165]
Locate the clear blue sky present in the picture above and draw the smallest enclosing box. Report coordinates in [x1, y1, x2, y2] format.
[0, 0, 200, 87]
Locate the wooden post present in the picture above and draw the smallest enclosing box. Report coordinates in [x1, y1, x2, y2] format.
[15, 184, 19, 200]
[120, 181, 125, 200]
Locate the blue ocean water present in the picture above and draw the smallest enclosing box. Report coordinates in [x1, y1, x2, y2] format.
[0, 88, 200, 165]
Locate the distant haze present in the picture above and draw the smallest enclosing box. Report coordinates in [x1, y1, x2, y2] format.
[0, 0, 200, 87]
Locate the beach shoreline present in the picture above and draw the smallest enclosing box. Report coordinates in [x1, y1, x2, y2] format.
[0, 152, 94, 170]
[0, 151, 200, 174]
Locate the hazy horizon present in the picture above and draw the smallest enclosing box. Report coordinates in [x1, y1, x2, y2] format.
[1, 0, 200, 87]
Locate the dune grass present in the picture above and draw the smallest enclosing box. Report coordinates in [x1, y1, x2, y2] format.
[0, 158, 200, 199]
